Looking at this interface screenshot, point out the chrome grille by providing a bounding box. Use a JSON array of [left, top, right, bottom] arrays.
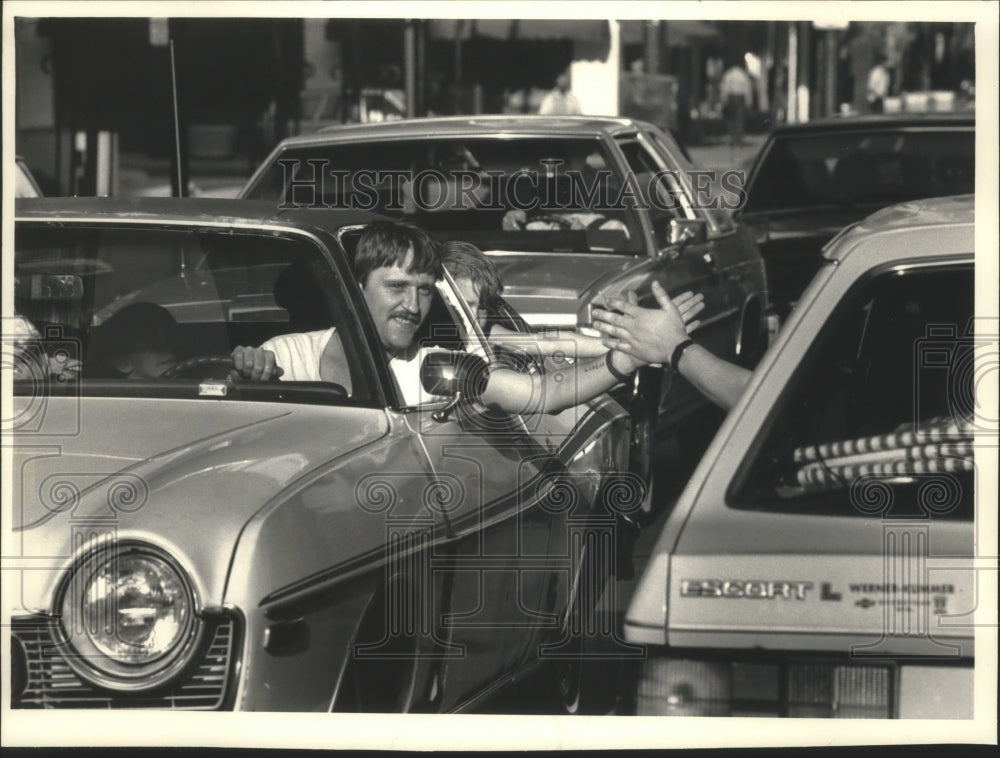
[[12, 616, 237, 709]]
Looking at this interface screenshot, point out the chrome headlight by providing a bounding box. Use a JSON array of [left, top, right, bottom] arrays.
[[57, 543, 203, 691]]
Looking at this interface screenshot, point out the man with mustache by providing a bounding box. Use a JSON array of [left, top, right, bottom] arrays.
[[232, 219, 441, 405], [233, 221, 678, 414]]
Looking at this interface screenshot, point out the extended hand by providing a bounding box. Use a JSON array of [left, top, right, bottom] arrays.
[[591, 282, 704, 365]]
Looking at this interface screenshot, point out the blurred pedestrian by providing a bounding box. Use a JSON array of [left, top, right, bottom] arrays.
[[720, 58, 753, 146], [538, 71, 582, 116], [866, 55, 891, 113]]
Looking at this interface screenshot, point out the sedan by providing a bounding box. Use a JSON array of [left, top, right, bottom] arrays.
[[738, 112, 974, 319], [240, 115, 770, 511], [8, 197, 635, 713], [625, 195, 980, 719]]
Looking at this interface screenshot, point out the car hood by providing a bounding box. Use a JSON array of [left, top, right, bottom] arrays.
[[11, 396, 388, 613], [628, 509, 974, 654], [486, 251, 636, 328]]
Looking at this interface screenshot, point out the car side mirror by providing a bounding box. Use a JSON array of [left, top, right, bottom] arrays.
[[668, 218, 708, 247], [420, 350, 489, 422]]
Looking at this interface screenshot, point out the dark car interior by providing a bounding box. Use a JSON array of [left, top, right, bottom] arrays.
[[745, 128, 975, 212], [731, 264, 975, 520], [13, 224, 373, 403], [249, 136, 642, 254]]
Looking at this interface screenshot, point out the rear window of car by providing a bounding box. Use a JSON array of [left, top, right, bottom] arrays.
[[245, 137, 644, 254], [744, 128, 975, 213], [728, 262, 975, 520]]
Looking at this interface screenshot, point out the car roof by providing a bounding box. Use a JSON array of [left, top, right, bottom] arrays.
[[823, 194, 974, 263], [768, 112, 974, 137], [14, 196, 385, 234], [277, 114, 652, 147]]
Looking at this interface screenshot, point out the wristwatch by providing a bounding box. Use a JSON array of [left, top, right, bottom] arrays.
[[670, 339, 696, 373], [605, 350, 635, 385]]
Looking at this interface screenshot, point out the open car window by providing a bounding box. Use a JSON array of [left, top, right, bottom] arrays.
[[729, 262, 975, 520], [248, 137, 644, 254], [13, 223, 375, 405], [336, 226, 494, 409]]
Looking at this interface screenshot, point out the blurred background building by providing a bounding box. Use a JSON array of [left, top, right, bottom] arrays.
[[14, 17, 976, 197]]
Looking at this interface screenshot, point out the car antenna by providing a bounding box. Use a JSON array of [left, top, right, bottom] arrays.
[[169, 38, 186, 198]]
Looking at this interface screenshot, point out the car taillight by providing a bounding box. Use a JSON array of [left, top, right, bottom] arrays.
[[636, 656, 892, 718]]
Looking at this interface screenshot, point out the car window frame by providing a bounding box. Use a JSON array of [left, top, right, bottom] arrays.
[[725, 257, 976, 517], [643, 125, 739, 237], [12, 216, 388, 409], [334, 225, 500, 412]]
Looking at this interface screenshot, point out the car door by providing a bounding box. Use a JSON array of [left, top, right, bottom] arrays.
[[377, 271, 579, 711], [609, 134, 738, 423], [644, 126, 767, 363]]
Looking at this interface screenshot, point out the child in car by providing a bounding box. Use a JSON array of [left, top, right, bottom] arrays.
[[85, 302, 182, 380]]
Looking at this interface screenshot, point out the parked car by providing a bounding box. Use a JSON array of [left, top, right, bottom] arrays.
[[624, 195, 979, 718], [9, 197, 637, 713], [16, 155, 44, 198], [738, 113, 975, 319], [240, 115, 770, 509]]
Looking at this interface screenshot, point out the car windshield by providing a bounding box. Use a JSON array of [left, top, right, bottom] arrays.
[[12, 223, 372, 405], [246, 137, 644, 254], [744, 127, 974, 213]]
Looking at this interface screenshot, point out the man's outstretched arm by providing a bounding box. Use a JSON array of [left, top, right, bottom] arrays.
[[591, 282, 751, 411]]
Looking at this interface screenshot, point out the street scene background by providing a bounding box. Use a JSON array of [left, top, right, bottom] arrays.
[[4, 1, 996, 751], [13, 14, 976, 199]]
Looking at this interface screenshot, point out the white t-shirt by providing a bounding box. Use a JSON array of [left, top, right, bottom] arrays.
[[539, 90, 582, 116], [261, 327, 442, 406], [720, 66, 754, 104], [261, 327, 334, 382]]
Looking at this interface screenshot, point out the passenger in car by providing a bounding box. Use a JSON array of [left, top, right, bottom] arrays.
[[232, 223, 657, 414], [85, 302, 182, 380], [442, 241, 607, 359], [591, 281, 751, 411], [233, 220, 443, 402], [85, 301, 282, 382]]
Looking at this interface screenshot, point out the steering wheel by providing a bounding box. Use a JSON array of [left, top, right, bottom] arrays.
[[161, 354, 237, 379], [529, 213, 575, 230]]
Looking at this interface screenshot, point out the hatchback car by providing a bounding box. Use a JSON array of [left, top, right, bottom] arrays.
[[8, 197, 637, 713], [624, 195, 982, 719], [738, 113, 975, 319], [240, 115, 770, 510]]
